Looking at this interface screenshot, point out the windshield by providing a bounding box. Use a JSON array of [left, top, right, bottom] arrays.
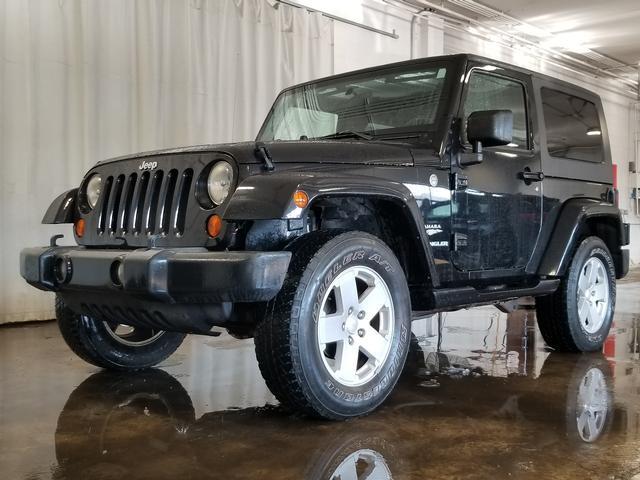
[[257, 62, 451, 142]]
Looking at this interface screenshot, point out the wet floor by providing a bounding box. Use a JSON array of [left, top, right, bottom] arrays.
[[2, 278, 640, 480]]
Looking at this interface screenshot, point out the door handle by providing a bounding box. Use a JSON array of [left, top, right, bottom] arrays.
[[518, 169, 544, 183]]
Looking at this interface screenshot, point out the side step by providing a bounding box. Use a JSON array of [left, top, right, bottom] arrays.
[[430, 279, 560, 311]]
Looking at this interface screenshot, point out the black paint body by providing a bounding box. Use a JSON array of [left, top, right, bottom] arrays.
[[24, 54, 630, 334]]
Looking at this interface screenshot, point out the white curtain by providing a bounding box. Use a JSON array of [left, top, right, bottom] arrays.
[[0, 0, 333, 323]]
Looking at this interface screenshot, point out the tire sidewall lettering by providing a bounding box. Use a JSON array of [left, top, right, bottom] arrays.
[[312, 250, 365, 324]]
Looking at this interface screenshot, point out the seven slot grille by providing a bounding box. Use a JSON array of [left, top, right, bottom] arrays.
[[96, 168, 193, 237]]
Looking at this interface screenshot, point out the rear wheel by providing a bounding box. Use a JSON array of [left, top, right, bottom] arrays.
[[56, 295, 186, 370], [536, 236, 616, 352], [254, 231, 411, 420]]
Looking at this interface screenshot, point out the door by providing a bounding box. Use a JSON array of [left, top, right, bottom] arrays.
[[451, 67, 543, 272]]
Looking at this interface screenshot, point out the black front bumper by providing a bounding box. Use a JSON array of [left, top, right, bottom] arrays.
[[20, 246, 291, 334]]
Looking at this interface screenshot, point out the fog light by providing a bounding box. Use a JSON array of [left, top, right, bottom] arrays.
[[54, 256, 72, 284], [110, 260, 124, 287]]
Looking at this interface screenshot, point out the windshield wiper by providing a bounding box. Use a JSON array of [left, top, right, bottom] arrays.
[[316, 130, 374, 141], [254, 141, 275, 171]]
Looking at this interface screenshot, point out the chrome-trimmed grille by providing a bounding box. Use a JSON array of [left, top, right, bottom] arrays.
[[96, 168, 193, 238]]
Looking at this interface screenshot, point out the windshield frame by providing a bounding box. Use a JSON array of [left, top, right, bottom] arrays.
[[256, 57, 461, 148]]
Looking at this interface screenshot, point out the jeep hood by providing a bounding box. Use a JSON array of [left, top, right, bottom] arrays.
[[96, 140, 416, 167]]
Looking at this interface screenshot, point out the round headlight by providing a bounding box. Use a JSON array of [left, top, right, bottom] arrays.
[[86, 174, 102, 209], [207, 161, 234, 205]]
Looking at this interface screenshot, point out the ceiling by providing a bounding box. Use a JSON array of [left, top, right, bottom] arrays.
[[398, 0, 639, 93], [477, 0, 640, 66]]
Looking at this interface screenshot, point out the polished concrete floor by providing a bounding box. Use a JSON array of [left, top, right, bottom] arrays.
[[2, 275, 640, 480]]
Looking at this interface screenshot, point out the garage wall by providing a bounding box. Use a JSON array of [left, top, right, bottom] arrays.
[[0, 0, 332, 324]]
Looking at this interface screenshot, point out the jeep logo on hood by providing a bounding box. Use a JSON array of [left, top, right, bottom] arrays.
[[138, 160, 158, 171]]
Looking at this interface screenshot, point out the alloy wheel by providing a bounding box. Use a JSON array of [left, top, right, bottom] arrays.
[[576, 257, 609, 334], [316, 266, 395, 387], [103, 321, 165, 347]]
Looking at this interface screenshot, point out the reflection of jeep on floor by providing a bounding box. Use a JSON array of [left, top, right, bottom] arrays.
[[21, 54, 629, 419], [53, 353, 614, 479]]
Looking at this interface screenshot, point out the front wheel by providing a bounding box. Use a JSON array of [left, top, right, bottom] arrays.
[[536, 236, 616, 352], [254, 231, 411, 420], [56, 295, 186, 370]]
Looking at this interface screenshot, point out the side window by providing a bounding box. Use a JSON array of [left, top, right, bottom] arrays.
[[463, 72, 528, 149], [541, 88, 603, 163]]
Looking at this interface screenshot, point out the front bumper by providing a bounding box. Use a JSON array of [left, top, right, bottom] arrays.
[[20, 246, 291, 335], [20, 246, 291, 303]]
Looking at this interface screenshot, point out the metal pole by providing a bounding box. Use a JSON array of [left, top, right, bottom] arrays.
[[274, 0, 399, 39]]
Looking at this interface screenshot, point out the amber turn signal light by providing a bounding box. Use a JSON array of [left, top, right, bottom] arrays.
[[293, 190, 309, 208], [207, 214, 223, 238], [74, 218, 85, 237]]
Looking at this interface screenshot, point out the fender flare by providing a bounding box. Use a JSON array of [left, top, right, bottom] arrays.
[[536, 198, 628, 278], [42, 189, 78, 224], [224, 172, 441, 286]]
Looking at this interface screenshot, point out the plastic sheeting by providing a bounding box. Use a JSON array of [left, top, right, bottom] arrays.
[[0, 0, 333, 323]]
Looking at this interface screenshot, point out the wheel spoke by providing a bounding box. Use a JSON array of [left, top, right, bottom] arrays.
[[335, 456, 359, 480], [360, 327, 389, 363], [336, 340, 360, 379], [588, 261, 598, 285], [585, 374, 598, 402], [593, 283, 608, 302], [318, 312, 345, 344], [578, 298, 590, 322], [335, 271, 360, 314], [578, 270, 590, 293], [362, 463, 384, 480], [586, 413, 598, 440], [577, 411, 588, 436], [594, 412, 605, 430], [588, 303, 601, 326], [358, 285, 388, 323], [359, 455, 379, 480]]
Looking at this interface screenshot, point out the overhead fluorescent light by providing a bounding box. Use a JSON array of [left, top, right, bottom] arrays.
[[512, 23, 550, 39], [542, 32, 591, 54]]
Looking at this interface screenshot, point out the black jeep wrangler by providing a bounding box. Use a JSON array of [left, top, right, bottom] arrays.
[[21, 54, 630, 420]]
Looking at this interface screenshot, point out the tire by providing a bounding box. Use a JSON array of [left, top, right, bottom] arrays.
[[254, 231, 412, 420], [56, 295, 186, 370], [536, 236, 616, 352]]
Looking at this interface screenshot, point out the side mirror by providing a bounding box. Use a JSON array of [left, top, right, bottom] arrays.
[[467, 109, 513, 154]]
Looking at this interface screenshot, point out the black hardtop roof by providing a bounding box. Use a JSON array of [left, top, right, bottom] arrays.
[[283, 53, 600, 101]]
